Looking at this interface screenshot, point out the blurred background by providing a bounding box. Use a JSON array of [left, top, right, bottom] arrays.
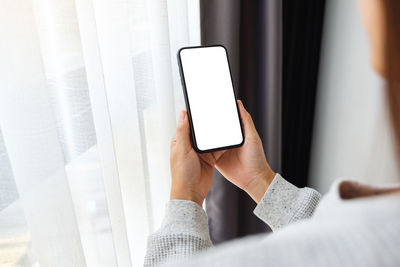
[[309, 0, 399, 191], [0, 0, 398, 267]]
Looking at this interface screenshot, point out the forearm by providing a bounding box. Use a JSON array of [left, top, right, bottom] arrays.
[[144, 200, 213, 267]]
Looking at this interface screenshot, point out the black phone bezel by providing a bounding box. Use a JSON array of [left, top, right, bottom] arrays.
[[177, 44, 245, 154]]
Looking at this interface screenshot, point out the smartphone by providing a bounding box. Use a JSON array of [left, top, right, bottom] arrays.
[[177, 45, 244, 153]]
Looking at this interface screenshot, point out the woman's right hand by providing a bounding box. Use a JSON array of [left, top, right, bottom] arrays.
[[213, 100, 275, 203]]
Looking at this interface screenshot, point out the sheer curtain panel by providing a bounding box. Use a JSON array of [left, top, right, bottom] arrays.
[[0, 0, 200, 266]]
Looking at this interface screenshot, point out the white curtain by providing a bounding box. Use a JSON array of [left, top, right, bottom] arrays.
[[0, 0, 200, 266]]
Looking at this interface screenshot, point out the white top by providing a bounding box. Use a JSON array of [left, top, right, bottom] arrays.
[[144, 174, 400, 267]]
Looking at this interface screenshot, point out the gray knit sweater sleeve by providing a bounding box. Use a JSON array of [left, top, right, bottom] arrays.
[[144, 174, 321, 266], [254, 174, 321, 231], [144, 200, 213, 267]]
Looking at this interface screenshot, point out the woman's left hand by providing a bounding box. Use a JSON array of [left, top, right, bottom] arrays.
[[170, 110, 216, 206]]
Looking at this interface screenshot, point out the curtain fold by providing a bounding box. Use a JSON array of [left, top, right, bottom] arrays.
[[281, 0, 326, 187], [0, 0, 200, 266], [201, 0, 282, 244]]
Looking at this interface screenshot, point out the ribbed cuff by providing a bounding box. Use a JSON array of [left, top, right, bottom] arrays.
[[254, 173, 305, 231], [159, 200, 211, 239]]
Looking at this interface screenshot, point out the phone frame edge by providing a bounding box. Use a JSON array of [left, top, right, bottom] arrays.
[[177, 44, 245, 154]]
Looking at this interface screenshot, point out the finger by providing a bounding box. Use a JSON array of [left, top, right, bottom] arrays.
[[212, 150, 226, 161], [171, 110, 192, 153], [237, 100, 258, 138], [199, 153, 216, 167]]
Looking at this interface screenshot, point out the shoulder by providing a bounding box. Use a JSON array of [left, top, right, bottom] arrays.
[[174, 217, 400, 267]]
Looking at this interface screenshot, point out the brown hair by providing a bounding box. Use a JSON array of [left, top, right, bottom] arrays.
[[383, 0, 400, 157]]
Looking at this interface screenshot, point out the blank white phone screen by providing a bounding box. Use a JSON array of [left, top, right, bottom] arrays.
[[179, 46, 243, 151]]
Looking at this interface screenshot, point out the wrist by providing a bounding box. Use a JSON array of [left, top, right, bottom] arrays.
[[244, 170, 275, 203], [170, 188, 204, 206]]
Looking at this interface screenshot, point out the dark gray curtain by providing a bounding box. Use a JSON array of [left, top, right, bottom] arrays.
[[281, 0, 326, 188], [201, 0, 282, 244]]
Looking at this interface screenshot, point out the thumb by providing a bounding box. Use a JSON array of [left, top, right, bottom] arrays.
[[237, 100, 258, 139], [172, 110, 192, 152]]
